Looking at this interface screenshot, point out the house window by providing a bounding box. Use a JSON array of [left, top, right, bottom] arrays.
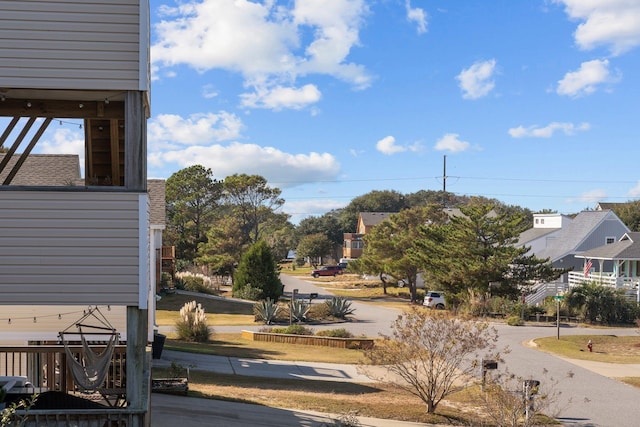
[[535, 218, 539, 224], [606, 237, 616, 244], [540, 219, 544, 224], [353, 241, 364, 249]]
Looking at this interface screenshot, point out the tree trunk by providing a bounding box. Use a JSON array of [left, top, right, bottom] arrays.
[[379, 273, 388, 294]]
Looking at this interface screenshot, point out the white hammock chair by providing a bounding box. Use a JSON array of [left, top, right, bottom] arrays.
[[58, 306, 120, 392]]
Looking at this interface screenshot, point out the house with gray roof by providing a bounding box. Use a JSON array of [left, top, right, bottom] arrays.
[[518, 210, 630, 304]]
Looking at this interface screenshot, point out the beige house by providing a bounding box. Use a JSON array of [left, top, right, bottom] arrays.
[[342, 212, 393, 259], [0, 1, 152, 424]]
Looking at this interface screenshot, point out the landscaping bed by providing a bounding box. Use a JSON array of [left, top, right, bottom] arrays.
[[241, 330, 374, 349]]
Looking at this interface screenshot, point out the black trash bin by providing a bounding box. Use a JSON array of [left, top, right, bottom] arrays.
[[152, 333, 166, 359]]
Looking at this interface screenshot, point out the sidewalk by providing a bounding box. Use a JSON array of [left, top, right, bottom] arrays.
[[153, 349, 376, 383], [151, 350, 441, 426]]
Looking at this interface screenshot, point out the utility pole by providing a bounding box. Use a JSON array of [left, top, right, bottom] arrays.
[[442, 155, 447, 207]]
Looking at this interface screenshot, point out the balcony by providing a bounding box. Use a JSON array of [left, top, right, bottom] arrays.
[[1, 344, 145, 425]]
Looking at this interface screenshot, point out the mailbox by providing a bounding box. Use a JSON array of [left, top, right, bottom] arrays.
[[309, 293, 318, 299], [482, 360, 498, 370]]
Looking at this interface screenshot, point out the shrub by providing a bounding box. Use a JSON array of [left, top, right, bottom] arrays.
[[290, 300, 310, 322], [254, 298, 280, 324], [182, 276, 208, 293], [315, 328, 353, 338], [173, 277, 186, 290], [308, 302, 330, 320], [175, 300, 211, 342], [325, 296, 355, 319], [236, 284, 262, 301], [270, 325, 314, 335], [506, 315, 524, 326]]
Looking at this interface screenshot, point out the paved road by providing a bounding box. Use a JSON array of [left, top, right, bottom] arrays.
[[492, 323, 640, 427], [157, 274, 640, 426]]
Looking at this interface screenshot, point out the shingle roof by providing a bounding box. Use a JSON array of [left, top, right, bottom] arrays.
[[0, 154, 81, 186], [535, 210, 626, 262], [576, 232, 640, 260], [359, 212, 394, 227], [148, 179, 166, 226], [517, 226, 559, 246], [1, 154, 166, 226]]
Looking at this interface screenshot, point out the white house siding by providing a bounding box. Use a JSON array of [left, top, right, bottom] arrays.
[[0, 0, 148, 91], [0, 190, 143, 305]]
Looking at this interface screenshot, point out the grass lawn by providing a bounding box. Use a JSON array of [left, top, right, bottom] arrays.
[[164, 333, 367, 364], [534, 335, 640, 364], [153, 365, 480, 425]]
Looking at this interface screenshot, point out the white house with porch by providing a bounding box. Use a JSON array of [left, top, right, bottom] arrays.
[[572, 232, 640, 301]]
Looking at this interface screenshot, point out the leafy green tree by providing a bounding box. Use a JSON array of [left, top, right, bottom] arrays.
[[233, 240, 283, 301], [165, 165, 221, 261], [296, 213, 344, 260], [610, 200, 640, 232], [261, 214, 297, 261], [296, 213, 344, 246], [223, 174, 285, 244], [359, 206, 448, 302], [296, 233, 334, 266]]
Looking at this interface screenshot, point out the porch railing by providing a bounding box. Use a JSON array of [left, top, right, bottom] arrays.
[[0, 345, 147, 426], [568, 271, 640, 289]]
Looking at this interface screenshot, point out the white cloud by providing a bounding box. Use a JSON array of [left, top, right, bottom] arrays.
[[456, 59, 497, 100], [434, 133, 470, 153], [567, 189, 608, 204], [37, 127, 85, 174], [153, 142, 341, 188], [376, 135, 422, 155], [508, 121, 591, 138], [627, 181, 640, 198], [148, 112, 244, 147], [284, 198, 348, 224], [556, 59, 620, 97], [555, 0, 640, 55], [151, 0, 372, 109], [405, 1, 428, 34], [202, 84, 219, 99], [240, 84, 321, 110]]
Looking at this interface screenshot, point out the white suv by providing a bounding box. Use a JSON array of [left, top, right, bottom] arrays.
[[423, 291, 446, 309]]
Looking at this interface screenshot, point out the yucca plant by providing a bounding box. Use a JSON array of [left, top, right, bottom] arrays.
[[290, 300, 310, 322], [254, 298, 280, 324], [325, 296, 355, 319]]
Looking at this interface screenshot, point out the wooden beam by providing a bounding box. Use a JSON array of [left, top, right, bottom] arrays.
[[0, 99, 124, 119], [124, 91, 146, 191]]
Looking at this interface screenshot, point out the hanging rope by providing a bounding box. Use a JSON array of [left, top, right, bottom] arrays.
[[58, 306, 120, 392]]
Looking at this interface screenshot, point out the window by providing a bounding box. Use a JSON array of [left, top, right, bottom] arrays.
[[606, 237, 616, 244]]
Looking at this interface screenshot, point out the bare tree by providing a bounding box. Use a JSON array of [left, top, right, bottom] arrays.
[[360, 308, 501, 414], [477, 368, 574, 427]]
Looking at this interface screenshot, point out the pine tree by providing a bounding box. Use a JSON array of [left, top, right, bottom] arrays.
[[233, 240, 283, 301]]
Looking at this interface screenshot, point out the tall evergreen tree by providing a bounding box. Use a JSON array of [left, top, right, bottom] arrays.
[[233, 240, 283, 301]]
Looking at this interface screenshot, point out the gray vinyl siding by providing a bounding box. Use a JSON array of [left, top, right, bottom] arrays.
[[577, 219, 629, 252], [0, 0, 148, 91], [0, 191, 143, 305]]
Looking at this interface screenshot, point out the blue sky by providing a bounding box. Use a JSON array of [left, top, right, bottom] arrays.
[[33, 1, 640, 223]]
